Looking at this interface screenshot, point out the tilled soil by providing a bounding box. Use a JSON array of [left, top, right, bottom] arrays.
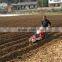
[[0, 15, 62, 27], [0, 14, 62, 62], [22, 39, 62, 62], [7, 33, 62, 62]]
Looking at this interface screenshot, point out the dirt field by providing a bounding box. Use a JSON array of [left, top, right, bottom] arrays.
[[0, 14, 62, 62], [7, 32, 62, 62], [0, 14, 62, 27]]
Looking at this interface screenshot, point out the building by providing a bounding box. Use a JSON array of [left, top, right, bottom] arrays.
[[12, 1, 38, 10], [0, 0, 37, 10], [48, 0, 62, 7], [12, 0, 37, 10], [0, 0, 38, 13]]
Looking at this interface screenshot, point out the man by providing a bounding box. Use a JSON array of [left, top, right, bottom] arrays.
[[42, 16, 51, 28], [41, 16, 51, 38]]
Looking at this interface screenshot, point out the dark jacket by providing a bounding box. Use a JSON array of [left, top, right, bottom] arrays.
[[42, 19, 51, 27]]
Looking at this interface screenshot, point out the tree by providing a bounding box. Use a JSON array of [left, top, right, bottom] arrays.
[[38, 0, 43, 7], [38, 0, 48, 7], [38, 0, 42, 7]]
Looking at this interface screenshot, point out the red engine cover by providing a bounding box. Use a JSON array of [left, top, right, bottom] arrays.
[[39, 32, 45, 38]]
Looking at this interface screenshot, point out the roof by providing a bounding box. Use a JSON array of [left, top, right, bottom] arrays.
[[12, 2, 37, 5]]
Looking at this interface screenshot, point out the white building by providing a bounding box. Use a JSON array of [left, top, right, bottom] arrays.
[[48, 0, 62, 7]]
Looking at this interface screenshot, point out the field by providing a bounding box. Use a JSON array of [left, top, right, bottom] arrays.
[[0, 14, 62, 27], [0, 14, 62, 62]]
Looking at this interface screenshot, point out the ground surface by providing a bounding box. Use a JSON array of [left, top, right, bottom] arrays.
[[0, 14, 62, 27], [0, 14, 62, 62], [8, 33, 62, 62], [22, 39, 62, 62]]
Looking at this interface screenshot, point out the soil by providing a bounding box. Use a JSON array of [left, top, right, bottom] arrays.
[[0, 14, 62, 62], [0, 15, 62, 27]]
